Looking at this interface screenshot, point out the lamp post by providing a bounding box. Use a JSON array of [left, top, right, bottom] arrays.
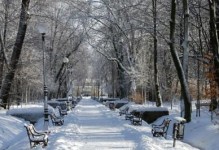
[[63, 57, 70, 110], [38, 24, 49, 130]]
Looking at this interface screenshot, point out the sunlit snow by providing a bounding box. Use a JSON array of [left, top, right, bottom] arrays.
[[0, 98, 218, 150]]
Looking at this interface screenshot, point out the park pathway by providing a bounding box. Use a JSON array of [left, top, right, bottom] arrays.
[[46, 98, 198, 150], [67, 98, 137, 149], [4, 98, 199, 150]]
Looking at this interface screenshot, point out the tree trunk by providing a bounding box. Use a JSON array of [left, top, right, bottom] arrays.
[[182, 0, 189, 81], [216, 0, 219, 40], [118, 67, 126, 98], [208, 0, 219, 110], [209, 0, 219, 86], [112, 62, 116, 97], [0, 44, 3, 90], [182, 0, 192, 122], [0, 0, 30, 109], [0, 0, 10, 90], [209, 64, 217, 111], [169, 0, 191, 122], [152, 0, 162, 107], [109, 25, 127, 99]]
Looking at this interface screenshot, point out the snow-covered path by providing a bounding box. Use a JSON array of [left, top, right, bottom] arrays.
[[4, 98, 199, 150], [46, 98, 198, 150], [69, 99, 136, 149]]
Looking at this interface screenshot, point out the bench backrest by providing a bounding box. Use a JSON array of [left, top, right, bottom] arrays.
[[57, 106, 67, 115], [50, 113, 62, 122], [163, 119, 171, 132], [24, 124, 31, 139], [24, 124, 36, 140], [50, 113, 56, 120]]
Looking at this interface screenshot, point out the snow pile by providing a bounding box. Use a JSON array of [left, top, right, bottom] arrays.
[[7, 104, 54, 123], [0, 111, 24, 149]]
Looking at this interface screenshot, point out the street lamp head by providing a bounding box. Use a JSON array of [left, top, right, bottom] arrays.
[[37, 23, 47, 41], [37, 23, 47, 34]]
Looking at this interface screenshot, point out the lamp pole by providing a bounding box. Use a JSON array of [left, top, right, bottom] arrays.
[[41, 33, 49, 130], [63, 57, 69, 110]]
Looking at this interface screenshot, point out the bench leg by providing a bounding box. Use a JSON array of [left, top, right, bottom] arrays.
[[152, 131, 162, 137], [42, 139, 48, 148], [31, 141, 38, 148], [163, 132, 167, 139], [30, 140, 48, 148], [132, 120, 142, 126], [30, 142, 33, 148]]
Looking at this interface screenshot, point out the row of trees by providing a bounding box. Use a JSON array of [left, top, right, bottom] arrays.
[[0, 0, 219, 122], [85, 0, 219, 122], [0, 0, 89, 108]]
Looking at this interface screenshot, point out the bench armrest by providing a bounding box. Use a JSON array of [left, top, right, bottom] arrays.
[[152, 124, 163, 128], [32, 131, 47, 136]]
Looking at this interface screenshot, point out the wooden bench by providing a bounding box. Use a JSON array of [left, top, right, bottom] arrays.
[[119, 108, 128, 116], [109, 102, 115, 110], [125, 112, 134, 120], [131, 111, 142, 125], [50, 113, 64, 126], [57, 106, 67, 116], [151, 118, 171, 139], [119, 110, 126, 116], [119, 106, 129, 116], [24, 124, 49, 148]]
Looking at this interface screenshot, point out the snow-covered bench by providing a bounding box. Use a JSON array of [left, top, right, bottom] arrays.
[[151, 118, 171, 139], [125, 112, 134, 120], [119, 109, 126, 116], [24, 124, 50, 148], [131, 111, 142, 126], [57, 106, 67, 116], [50, 113, 64, 126]]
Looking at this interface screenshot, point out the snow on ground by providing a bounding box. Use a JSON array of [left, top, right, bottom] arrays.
[[0, 98, 218, 150], [0, 110, 24, 149]]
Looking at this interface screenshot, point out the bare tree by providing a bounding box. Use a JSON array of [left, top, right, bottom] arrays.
[[0, 0, 30, 108], [169, 0, 191, 122], [152, 0, 162, 107], [207, 0, 219, 110], [0, 0, 12, 90]]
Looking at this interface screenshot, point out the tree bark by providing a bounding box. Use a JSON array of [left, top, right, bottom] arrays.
[[208, 0, 219, 110], [0, 0, 10, 90], [216, 0, 219, 40], [209, 0, 219, 86], [182, 0, 189, 81], [0, 38, 4, 90], [181, 0, 192, 122], [152, 0, 162, 107], [169, 0, 191, 122], [109, 24, 127, 98], [0, 0, 30, 109]]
